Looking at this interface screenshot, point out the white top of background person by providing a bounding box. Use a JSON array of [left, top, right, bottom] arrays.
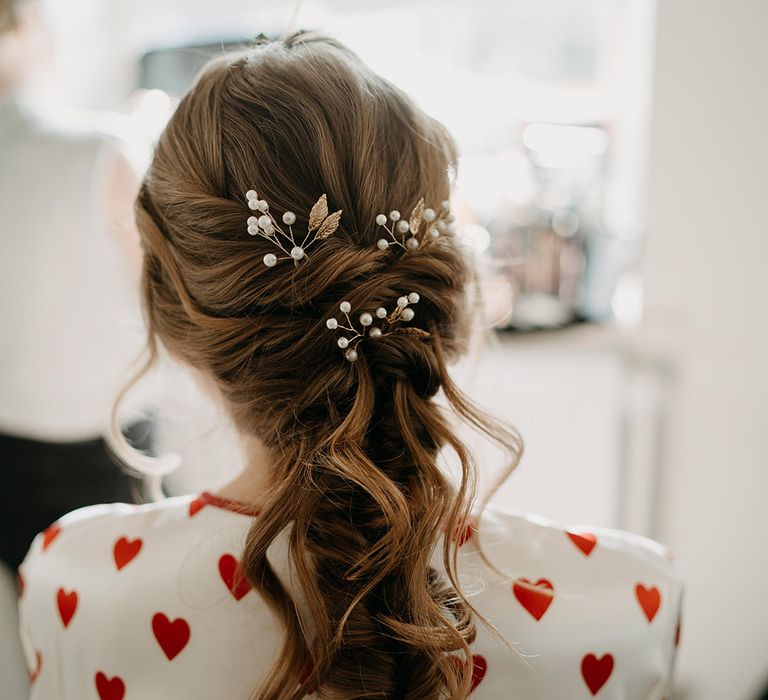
[[0, 0, 145, 442]]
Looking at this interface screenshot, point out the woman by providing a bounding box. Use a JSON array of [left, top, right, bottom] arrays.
[[18, 32, 681, 699]]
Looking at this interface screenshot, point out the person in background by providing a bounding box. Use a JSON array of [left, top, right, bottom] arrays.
[[17, 32, 681, 699], [0, 2, 147, 693]]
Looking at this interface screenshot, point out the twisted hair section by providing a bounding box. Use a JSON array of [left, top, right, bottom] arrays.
[[125, 30, 523, 699]]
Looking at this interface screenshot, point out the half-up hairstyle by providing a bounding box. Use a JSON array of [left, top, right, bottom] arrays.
[[129, 31, 522, 699]]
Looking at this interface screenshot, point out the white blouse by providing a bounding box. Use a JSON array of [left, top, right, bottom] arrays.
[[18, 493, 682, 699]]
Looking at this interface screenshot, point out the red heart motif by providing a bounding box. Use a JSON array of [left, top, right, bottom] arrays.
[[635, 584, 661, 623], [29, 649, 42, 684], [458, 524, 474, 546], [152, 612, 190, 661], [57, 587, 78, 628], [219, 554, 252, 601], [189, 497, 205, 517], [512, 578, 554, 621], [43, 524, 62, 551], [114, 537, 143, 571], [567, 531, 597, 556], [297, 658, 317, 693], [298, 658, 314, 684], [449, 515, 479, 547], [95, 672, 125, 700], [581, 653, 614, 695], [448, 654, 487, 693]]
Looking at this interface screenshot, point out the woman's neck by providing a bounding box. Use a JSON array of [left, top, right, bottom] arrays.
[[186, 368, 276, 509], [212, 433, 275, 509]]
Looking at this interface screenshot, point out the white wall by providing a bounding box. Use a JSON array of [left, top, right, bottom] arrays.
[[642, 1, 768, 698]]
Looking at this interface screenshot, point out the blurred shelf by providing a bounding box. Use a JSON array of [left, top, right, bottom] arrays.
[[492, 309, 686, 370]]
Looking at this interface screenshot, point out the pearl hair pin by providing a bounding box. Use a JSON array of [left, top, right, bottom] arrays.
[[326, 292, 429, 362], [245, 190, 342, 267], [375, 197, 456, 253]]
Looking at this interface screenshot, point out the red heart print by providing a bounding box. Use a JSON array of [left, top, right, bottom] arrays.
[[468, 655, 488, 692], [95, 672, 125, 700], [298, 658, 314, 684], [567, 531, 597, 556], [635, 584, 661, 623], [450, 515, 478, 547], [152, 612, 190, 661], [448, 654, 487, 693], [43, 524, 62, 551], [29, 649, 42, 684], [512, 578, 554, 621], [57, 587, 78, 628], [297, 658, 317, 693], [219, 554, 252, 601], [114, 537, 143, 571], [189, 496, 206, 517], [458, 524, 474, 546], [581, 653, 614, 695]]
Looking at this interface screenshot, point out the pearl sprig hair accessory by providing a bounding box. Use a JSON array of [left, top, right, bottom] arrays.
[[375, 198, 456, 253], [245, 189, 342, 267], [243, 190, 449, 361], [326, 292, 429, 362]]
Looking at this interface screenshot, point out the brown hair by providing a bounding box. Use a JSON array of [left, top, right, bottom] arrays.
[[130, 31, 522, 699]]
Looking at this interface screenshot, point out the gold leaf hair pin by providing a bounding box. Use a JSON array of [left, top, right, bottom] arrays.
[[245, 190, 342, 267], [374, 198, 456, 252], [325, 292, 428, 362]]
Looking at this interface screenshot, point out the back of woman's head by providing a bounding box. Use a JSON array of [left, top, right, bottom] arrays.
[[135, 31, 520, 699]]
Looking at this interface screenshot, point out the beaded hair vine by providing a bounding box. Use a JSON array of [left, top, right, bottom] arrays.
[[374, 197, 456, 252], [244, 189, 452, 362], [325, 293, 429, 363], [245, 189, 341, 267]]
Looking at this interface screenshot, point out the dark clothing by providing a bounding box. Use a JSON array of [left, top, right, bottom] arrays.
[[0, 425, 149, 570]]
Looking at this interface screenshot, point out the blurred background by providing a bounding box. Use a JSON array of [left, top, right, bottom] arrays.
[[1, 0, 766, 698]]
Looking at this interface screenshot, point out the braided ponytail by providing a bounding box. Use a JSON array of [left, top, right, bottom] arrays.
[[127, 31, 523, 699]]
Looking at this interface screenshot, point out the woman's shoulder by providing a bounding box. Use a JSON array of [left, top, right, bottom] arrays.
[[20, 492, 255, 574], [453, 507, 682, 698], [29, 494, 190, 538], [466, 505, 682, 604], [16, 494, 271, 698], [474, 506, 676, 573]]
